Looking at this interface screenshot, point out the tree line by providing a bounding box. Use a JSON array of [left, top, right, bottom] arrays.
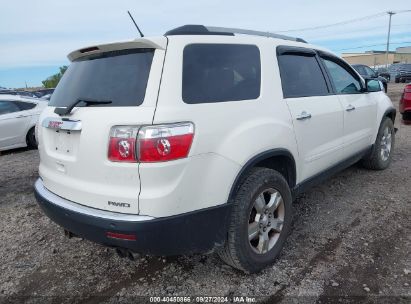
[[42, 66, 68, 88]]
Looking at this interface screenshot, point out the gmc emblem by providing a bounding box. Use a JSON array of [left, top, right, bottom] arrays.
[[108, 201, 131, 208], [48, 121, 63, 129]]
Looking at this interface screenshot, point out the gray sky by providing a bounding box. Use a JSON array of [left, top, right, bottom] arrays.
[[0, 0, 410, 87]]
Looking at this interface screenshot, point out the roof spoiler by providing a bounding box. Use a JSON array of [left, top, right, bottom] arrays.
[[67, 37, 167, 62]]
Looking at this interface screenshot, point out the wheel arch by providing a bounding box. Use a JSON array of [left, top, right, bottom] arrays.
[[383, 107, 396, 123], [25, 125, 36, 146], [228, 149, 297, 201]]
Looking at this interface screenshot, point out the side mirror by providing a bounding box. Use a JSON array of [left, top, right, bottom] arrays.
[[366, 79, 382, 92]]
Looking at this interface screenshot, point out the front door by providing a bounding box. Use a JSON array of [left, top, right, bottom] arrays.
[[277, 48, 345, 182], [321, 57, 377, 157]]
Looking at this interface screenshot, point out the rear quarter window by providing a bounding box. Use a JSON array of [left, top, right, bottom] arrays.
[[182, 44, 261, 104]]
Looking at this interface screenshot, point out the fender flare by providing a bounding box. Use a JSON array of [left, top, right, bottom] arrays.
[[228, 148, 296, 201], [367, 106, 397, 158], [381, 107, 396, 124]]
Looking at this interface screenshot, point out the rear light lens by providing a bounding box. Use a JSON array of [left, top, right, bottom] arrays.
[[137, 122, 194, 162], [108, 123, 194, 163], [108, 126, 139, 162]]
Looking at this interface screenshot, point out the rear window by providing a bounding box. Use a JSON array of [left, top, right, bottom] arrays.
[[50, 49, 154, 108], [278, 54, 329, 98], [182, 44, 261, 104]]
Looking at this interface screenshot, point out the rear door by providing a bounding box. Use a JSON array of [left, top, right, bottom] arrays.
[[0, 100, 31, 148], [38, 41, 167, 214], [320, 55, 377, 157], [277, 47, 344, 181]]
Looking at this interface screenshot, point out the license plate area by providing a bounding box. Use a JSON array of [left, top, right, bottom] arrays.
[[53, 130, 74, 155]]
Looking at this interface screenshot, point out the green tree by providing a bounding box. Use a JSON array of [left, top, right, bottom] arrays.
[[42, 65, 68, 88]]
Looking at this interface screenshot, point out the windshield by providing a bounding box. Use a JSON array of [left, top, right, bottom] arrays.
[[50, 48, 154, 108]]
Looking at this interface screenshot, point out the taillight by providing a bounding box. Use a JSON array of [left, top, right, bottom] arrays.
[[108, 123, 194, 163], [108, 126, 139, 162], [137, 122, 194, 162]]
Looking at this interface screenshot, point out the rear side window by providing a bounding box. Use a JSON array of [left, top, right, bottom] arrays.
[[0, 100, 20, 115], [182, 44, 261, 104], [15, 101, 36, 111], [50, 49, 154, 108], [277, 53, 329, 98]]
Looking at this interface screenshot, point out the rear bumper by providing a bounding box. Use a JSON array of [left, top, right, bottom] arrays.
[[34, 178, 231, 255]]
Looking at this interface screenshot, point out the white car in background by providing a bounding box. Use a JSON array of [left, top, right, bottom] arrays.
[[0, 95, 47, 151]]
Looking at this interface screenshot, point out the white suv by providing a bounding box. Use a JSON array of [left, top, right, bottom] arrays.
[[34, 25, 396, 273]]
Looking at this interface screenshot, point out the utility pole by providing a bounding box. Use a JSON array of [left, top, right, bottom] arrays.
[[385, 11, 395, 68]]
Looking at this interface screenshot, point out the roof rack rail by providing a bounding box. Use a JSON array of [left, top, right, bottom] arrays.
[[165, 25, 307, 43]]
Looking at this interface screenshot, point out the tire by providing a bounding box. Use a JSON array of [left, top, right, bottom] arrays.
[[362, 117, 395, 170], [218, 167, 293, 273], [395, 79, 399, 83], [26, 127, 37, 149], [383, 83, 388, 93], [403, 112, 411, 122]]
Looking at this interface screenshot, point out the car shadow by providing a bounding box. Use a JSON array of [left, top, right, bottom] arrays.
[[0, 147, 36, 156]]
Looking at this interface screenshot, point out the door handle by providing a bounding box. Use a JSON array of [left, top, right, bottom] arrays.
[[346, 104, 356, 112], [296, 111, 312, 121]]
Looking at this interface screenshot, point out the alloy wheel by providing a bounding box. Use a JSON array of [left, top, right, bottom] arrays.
[[248, 188, 285, 254]]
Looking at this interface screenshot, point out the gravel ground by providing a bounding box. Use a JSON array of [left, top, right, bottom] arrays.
[[0, 84, 410, 303]]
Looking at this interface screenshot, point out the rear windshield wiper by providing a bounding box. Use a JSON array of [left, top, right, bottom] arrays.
[[54, 98, 112, 116]]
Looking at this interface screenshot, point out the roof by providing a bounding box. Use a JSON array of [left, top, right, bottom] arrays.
[[164, 25, 307, 43], [67, 25, 321, 62]]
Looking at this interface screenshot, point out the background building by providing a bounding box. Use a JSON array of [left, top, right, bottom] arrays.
[[342, 46, 411, 67]]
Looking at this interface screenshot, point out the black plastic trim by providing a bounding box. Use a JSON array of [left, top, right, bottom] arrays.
[[228, 149, 296, 201], [165, 25, 234, 36], [35, 187, 232, 255], [382, 107, 397, 122], [277, 46, 316, 56]]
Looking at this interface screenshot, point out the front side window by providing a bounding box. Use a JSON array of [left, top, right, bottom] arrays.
[[363, 66, 376, 77], [0, 100, 20, 115], [182, 44, 261, 104], [353, 65, 366, 76], [323, 59, 362, 94], [277, 53, 329, 98]]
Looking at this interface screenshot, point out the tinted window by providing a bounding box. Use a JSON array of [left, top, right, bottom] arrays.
[[15, 101, 36, 110], [353, 65, 366, 76], [323, 59, 362, 94], [277, 54, 329, 98], [364, 66, 376, 77], [50, 49, 154, 108], [0, 101, 20, 115], [183, 44, 261, 103]]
